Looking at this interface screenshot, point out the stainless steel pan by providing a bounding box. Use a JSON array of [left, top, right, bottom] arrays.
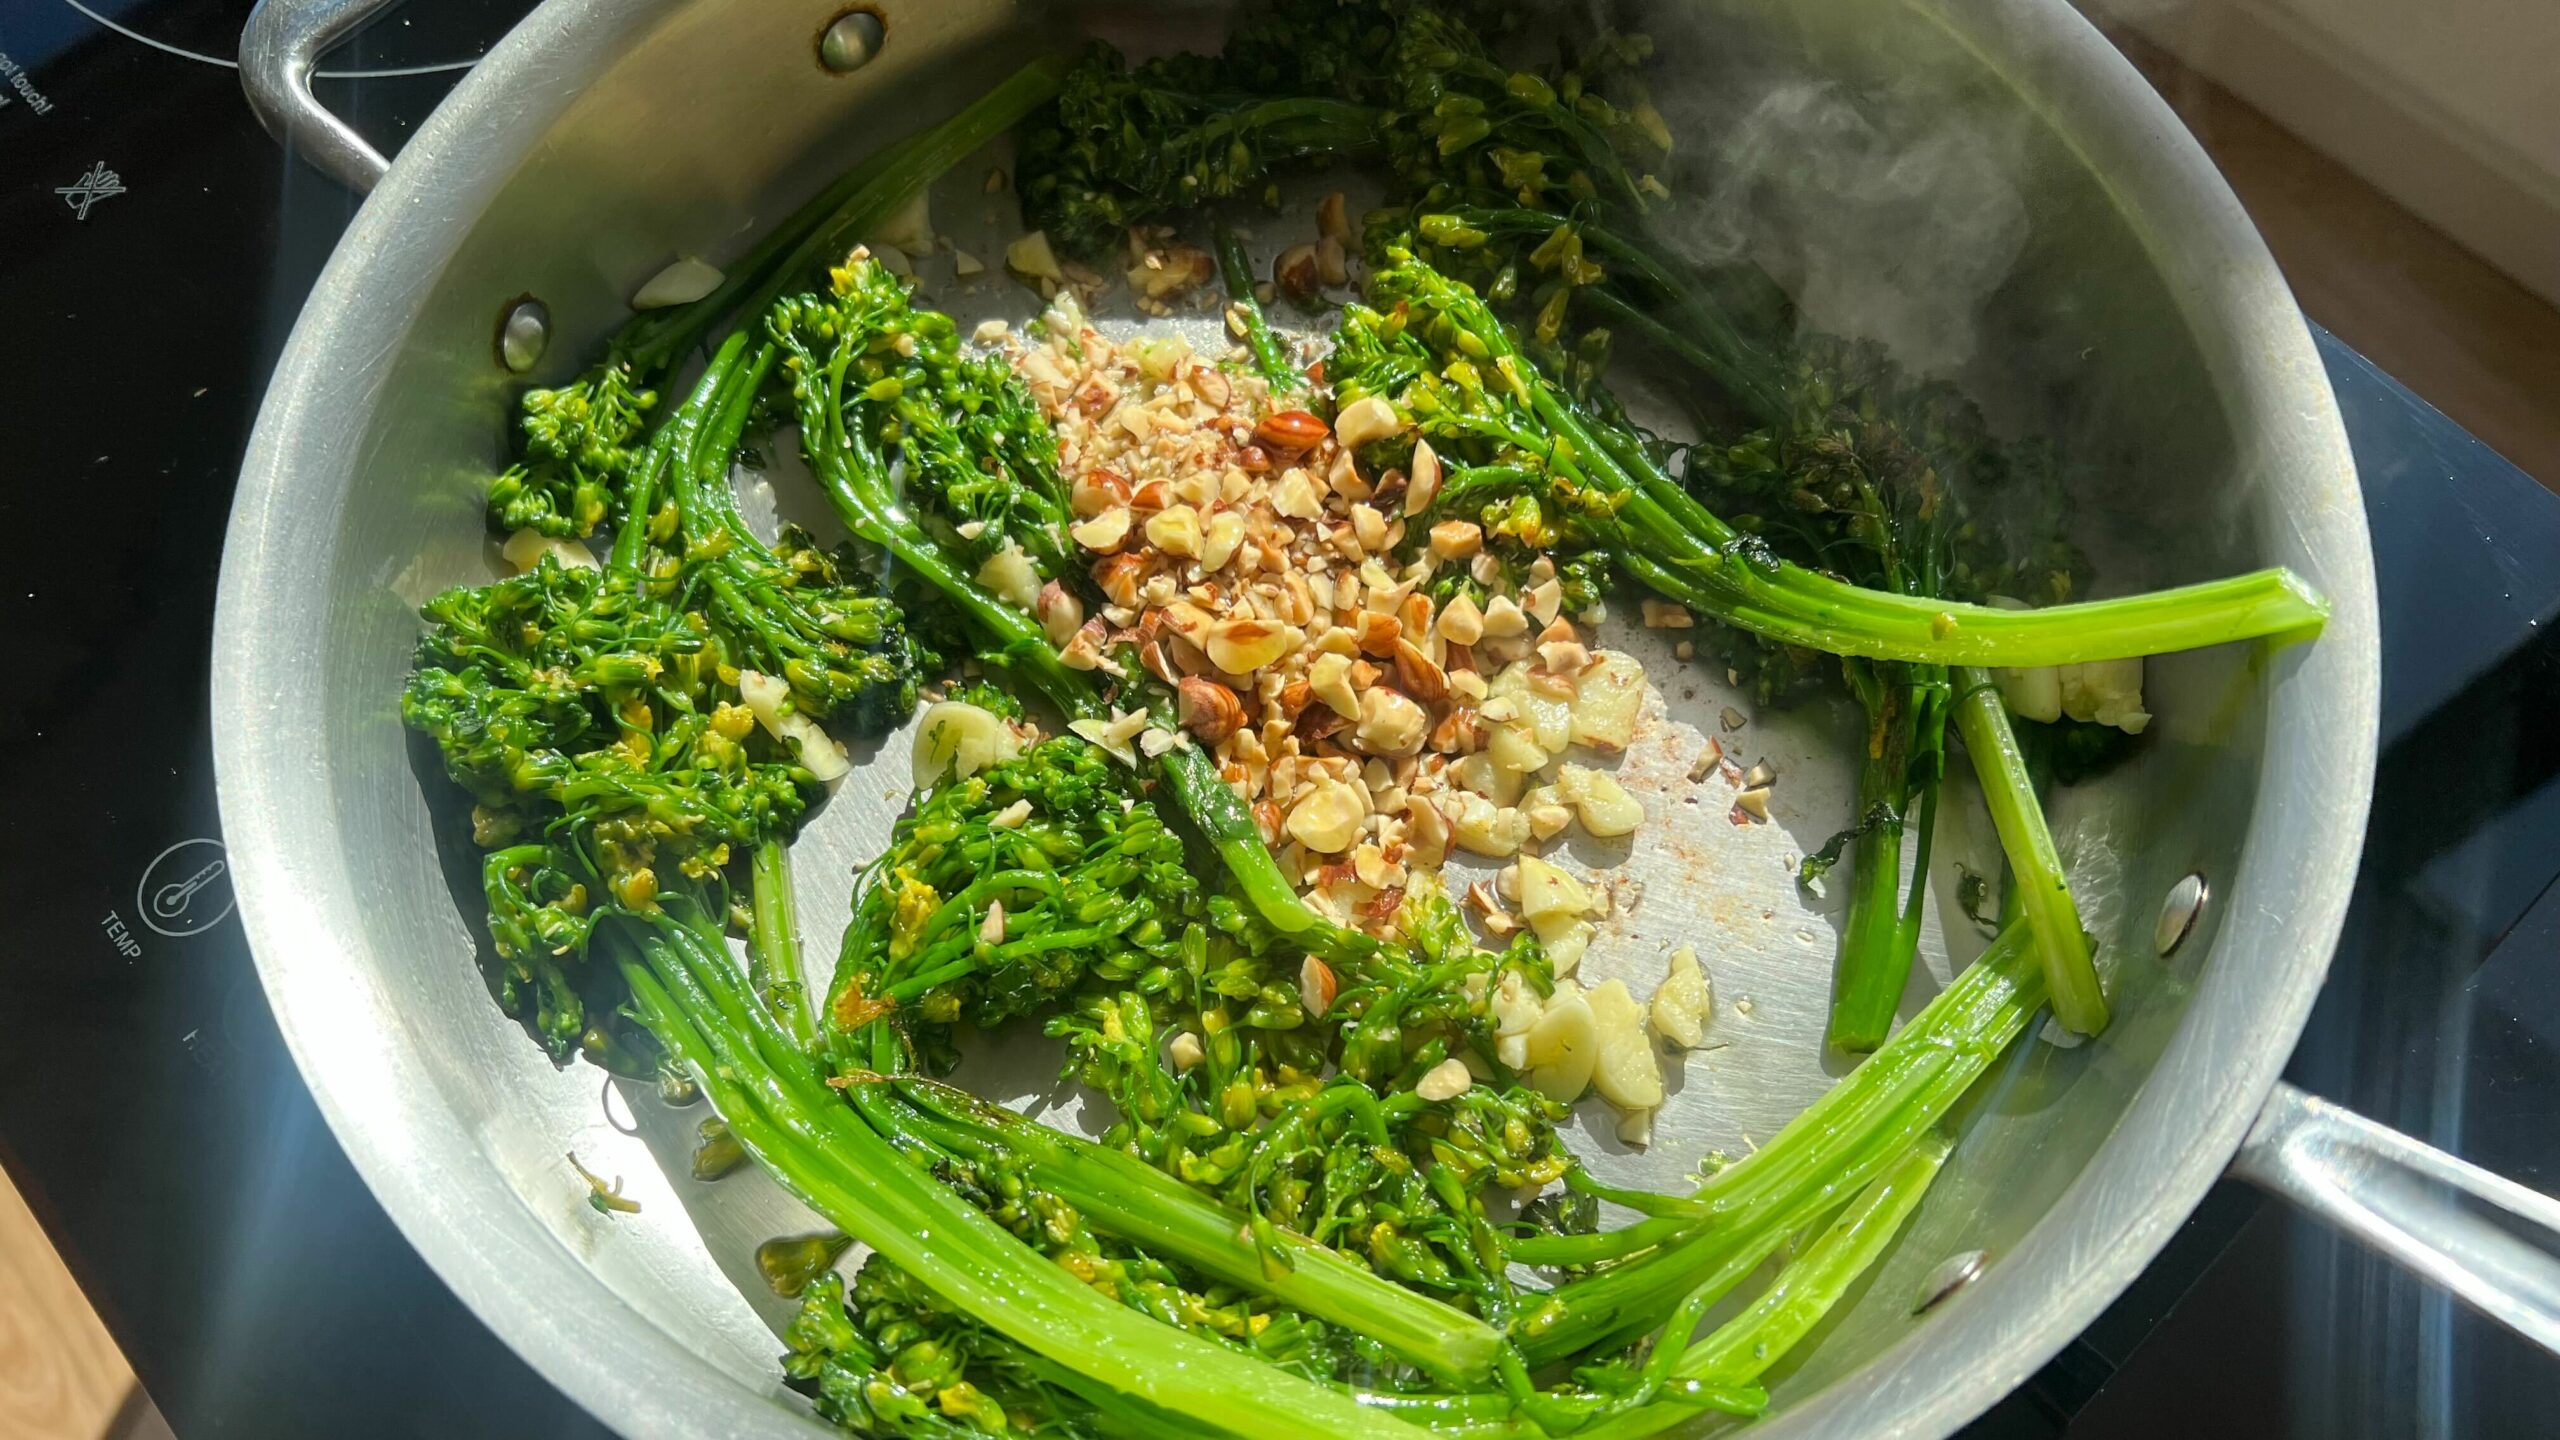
[[214, 0, 2560, 1434]]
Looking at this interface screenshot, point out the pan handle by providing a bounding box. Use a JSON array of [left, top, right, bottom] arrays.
[[239, 0, 407, 194], [2232, 1079, 2560, 1354]]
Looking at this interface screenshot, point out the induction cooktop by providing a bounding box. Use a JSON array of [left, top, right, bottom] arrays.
[[2, 5, 2555, 1438]]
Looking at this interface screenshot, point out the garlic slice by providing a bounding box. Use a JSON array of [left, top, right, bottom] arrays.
[[632, 256, 724, 310], [738, 669, 849, 782], [911, 701, 1019, 786], [1524, 984, 1598, 1103]]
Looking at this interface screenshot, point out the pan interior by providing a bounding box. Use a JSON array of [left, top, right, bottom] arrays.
[[219, 0, 2371, 1434]]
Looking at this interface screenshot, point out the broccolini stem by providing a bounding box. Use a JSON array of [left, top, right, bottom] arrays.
[[606, 386, 708, 574], [1515, 1199, 1800, 1367], [884, 1076, 1509, 1385], [1156, 742, 1384, 971], [1504, 1214, 1693, 1268], [1347, 1380, 1766, 1431], [748, 839, 813, 1048], [1616, 502, 2328, 666], [1688, 1134, 1954, 1384], [1899, 782, 1941, 963], [1511, 922, 2041, 1364], [1828, 792, 1919, 1052], [618, 918, 1431, 1438], [1216, 228, 1305, 398], [1557, 1136, 1956, 1440], [1373, 1137, 1957, 1437], [1826, 675, 1943, 1053], [1576, 282, 1787, 431], [1560, 1167, 1714, 1219], [1608, 420, 2325, 667], [1200, 95, 1386, 175], [1952, 668, 2107, 1035], [1374, 255, 2330, 667]]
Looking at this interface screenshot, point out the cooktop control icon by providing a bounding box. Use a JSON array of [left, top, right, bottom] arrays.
[[138, 838, 234, 937]]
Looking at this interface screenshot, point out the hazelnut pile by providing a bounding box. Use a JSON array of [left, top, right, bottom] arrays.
[[1001, 299, 1656, 939]]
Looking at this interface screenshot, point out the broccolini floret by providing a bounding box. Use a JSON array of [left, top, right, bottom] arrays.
[[402, 337, 926, 1057], [832, 736, 1198, 1044], [485, 57, 1071, 540]]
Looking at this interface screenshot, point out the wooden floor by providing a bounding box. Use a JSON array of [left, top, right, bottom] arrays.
[[4, 32, 2558, 1440], [2103, 26, 2560, 493], [0, 1175, 145, 1440]]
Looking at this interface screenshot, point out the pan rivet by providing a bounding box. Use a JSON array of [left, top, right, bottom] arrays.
[[498, 298, 550, 374], [1913, 1249, 1987, 1314], [2155, 871, 2210, 957], [819, 10, 886, 74]]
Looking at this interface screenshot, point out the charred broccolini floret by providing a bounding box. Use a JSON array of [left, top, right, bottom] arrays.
[[1020, 1, 1657, 259], [1020, 43, 1386, 255], [1019, 0, 1685, 380]]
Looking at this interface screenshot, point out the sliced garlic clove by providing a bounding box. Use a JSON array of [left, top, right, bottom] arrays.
[[1589, 979, 1664, 1111], [1524, 985, 1598, 1103], [1651, 945, 1711, 1049], [632, 256, 725, 310], [739, 669, 850, 782], [1515, 854, 1592, 929], [911, 700, 1018, 786], [500, 528, 599, 573], [1568, 650, 1647, 753]]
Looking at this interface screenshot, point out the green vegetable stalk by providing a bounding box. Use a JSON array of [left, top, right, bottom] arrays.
[[616, 908, 1430, 1439], [1501, 921, 2042, 1366], [816, 736, 1509, 1383], [1216, 227, 1307, 397], [1554, 1136, 1955, 1440], [1954, 668, 2104, 1034], [1335, 249, 2329, 669]]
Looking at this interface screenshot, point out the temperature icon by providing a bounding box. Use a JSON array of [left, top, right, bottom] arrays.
[[136, 837, 234, 937]]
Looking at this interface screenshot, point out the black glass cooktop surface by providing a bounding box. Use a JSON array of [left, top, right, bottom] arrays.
[[2, 5, 2554, 1437]]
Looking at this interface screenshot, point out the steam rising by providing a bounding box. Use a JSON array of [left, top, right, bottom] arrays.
[[1643, 4, 2036, 379]]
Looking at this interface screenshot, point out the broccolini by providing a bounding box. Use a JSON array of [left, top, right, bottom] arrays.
[[385, 11, 2342, 1436]]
